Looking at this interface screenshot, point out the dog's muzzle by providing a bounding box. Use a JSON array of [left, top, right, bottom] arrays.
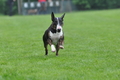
[[57, 29, 61, 32], [57, 25, 62, 32]]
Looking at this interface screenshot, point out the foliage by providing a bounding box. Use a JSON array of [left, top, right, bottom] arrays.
[[0, 0, 6, 14], [0, 9, 120, 80], [0, 0, 17, 15], [73, 0, 120, 10]]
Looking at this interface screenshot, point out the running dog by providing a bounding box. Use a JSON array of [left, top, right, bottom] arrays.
[[43, 12, 65, 56]]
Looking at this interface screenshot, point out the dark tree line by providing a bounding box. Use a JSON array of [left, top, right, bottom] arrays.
[[73, 0, 120, 10], [0, 0, 17, 15]]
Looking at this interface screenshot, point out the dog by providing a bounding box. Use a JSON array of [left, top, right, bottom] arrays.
[[43, 12, 65, 56], [27, 9, 38, 15]]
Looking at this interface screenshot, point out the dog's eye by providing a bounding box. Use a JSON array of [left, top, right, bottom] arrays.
[[54, 21, 57, 24], [59, 21, 63, 25], [55, 21, 57, 23], [53, 25, 56, 27], [53, 22, 57, 25], [53, 24, 56, 29]]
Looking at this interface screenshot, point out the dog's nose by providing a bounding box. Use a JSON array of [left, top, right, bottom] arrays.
[[57, 29, 61, 32]]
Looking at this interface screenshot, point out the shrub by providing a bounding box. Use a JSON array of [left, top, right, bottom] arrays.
[[0, 0, 17, 15], [73, 0, 120, 10]]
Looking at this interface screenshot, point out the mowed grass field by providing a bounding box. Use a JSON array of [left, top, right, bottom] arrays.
[[0, 9, 120, 80]]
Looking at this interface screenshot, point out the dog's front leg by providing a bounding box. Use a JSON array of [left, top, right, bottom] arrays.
[[59, 36, 64, 49], [47, 39, 56, 52], [56, 38, 64, 56]]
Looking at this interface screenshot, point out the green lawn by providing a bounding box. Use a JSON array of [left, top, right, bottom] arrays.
[[0, 9, 120, 80]]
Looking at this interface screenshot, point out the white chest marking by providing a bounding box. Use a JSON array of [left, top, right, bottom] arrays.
[[49, 31, 63, 45]]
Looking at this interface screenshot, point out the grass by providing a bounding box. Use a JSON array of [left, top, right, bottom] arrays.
[[0, 9, 120, 80]]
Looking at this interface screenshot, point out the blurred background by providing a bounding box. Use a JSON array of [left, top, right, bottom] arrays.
[[0, 0, 120, 15]]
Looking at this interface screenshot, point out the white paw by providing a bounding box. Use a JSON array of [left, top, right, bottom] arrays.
[[51, 45, 56, 52], [59, 45, 64, 49]]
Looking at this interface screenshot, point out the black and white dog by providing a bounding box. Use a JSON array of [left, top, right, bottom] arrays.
[[43, 12, 65, 56]]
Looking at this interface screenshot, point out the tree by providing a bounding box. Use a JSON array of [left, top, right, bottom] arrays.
[[73, 0, 120, 10]]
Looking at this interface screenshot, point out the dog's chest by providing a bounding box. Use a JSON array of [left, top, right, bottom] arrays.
[[49, 31, 63, 45]]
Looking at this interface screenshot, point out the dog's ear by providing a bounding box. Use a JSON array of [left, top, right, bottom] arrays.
[[51, 12, 55, 22], [61, 13, 65, 21]]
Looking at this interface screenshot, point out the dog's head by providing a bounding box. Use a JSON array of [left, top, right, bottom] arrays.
[[51, 12, 65, 32]]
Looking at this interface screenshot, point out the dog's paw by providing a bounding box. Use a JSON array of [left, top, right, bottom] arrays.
[[51, 45, 56, 52], [59, 45, 64, 49]]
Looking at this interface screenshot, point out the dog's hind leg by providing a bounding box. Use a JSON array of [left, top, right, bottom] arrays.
[[45, 45, 48, 55], [44, 42, 48, 55], [56, 44, 59, 56]]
